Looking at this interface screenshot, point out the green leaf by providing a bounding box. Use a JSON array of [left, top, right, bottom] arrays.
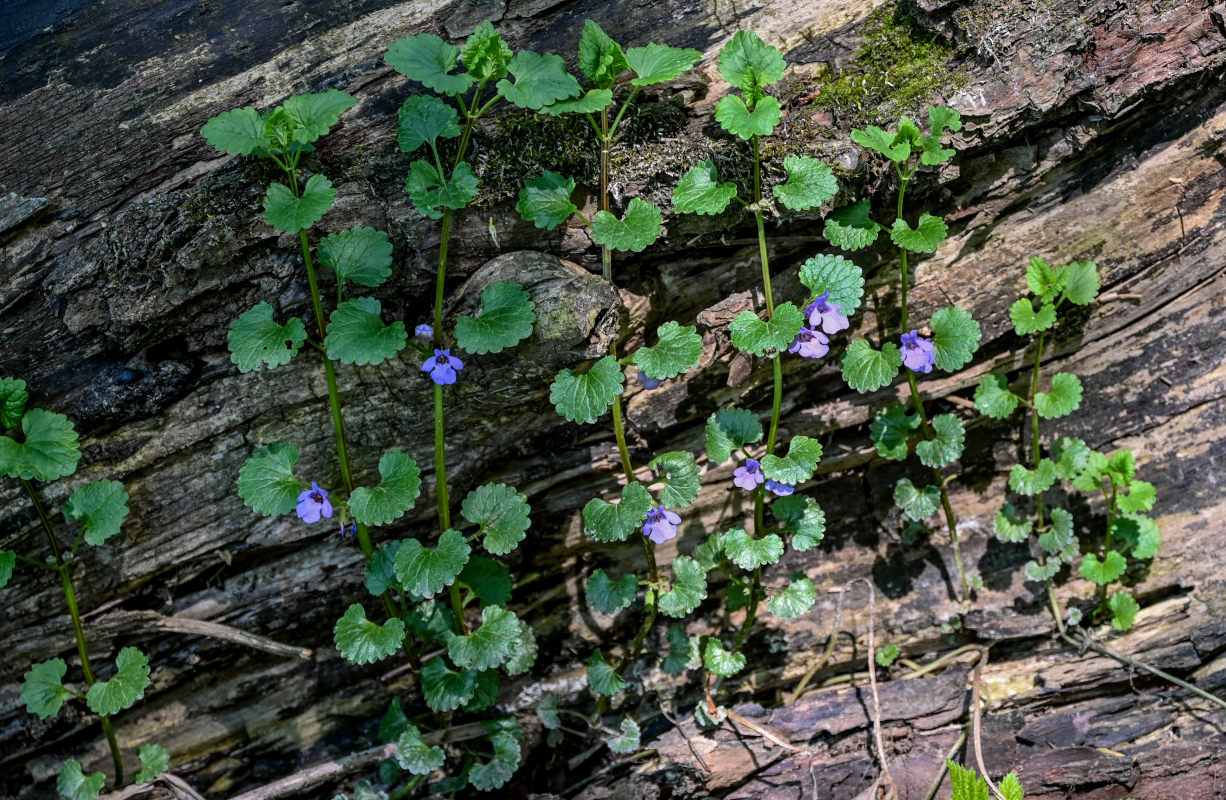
[[421, 657, 477, 713], [263, 174, 336, 233], [634, 321, 703, 380], [974, 374, 1020, 419], [714, 94, 782, 139], [948, 761, 990, 800], [283, 90, 357, 143], [577, 20, 628, 87], [587, 569, 638, 614], [64, 479, 129, 547], [870, 406, 919, 461], [468, 721, 522, 791], [460, 21, 512, 82], [497, 50, 581, 110], [772, 495, 826, 550], [317, 227, 394, 289], [705, 407, 763, 464], [456, 281, 536, 355], [662, 625, 700, 674], [587, 649, 626, 696], [773, 156, 838, 211], [718, 30, 786, 90], [1009, 297, 1056, 335], [449, 606, 519, 671], [583, 481, 652, 543], [1026, 256, 1065, 302], [672, 160, 737, 215], [0, 549, 14, 589], [21, 658, 71, 718], [851, 126, 910, 162], [236, 442, 299, 517], [890, 213, 947, 253], [724, 528, 784, 570], [539, 89, 614, 116], [760, 435, 822, 485], [1108, 591, 1140, 632], [730, 301, 804, 356], [379, 698, 409, 743], [1035, 372, 1083, 419], [627, 43, 701, 85], [917, 134, 956, 166], [516, 171, 577, 230], [1118, 480, 1156, 513], [999, 772, 1024, 800], [650, 451, 700, 508], [405, 159, 478, 219], [1039, 507, 1074, 554], [658, 556, 707, 618], [394, 529, 471, 598], [916, 413, 965, 468], [798, 254, 865, 314], [769, 572, 816, 619], [1009, 459, 1056, 496], [334, 604, 406, 665], [396, 723, 445, 775], [703, 638, 746, 676], [503, 618, 538, 676], [823, 201, 883, 251], [86, 646, 150, 716], [461, 483, 531, 555], [201, 107, 269, 156], [58, 761, 105, 800], [0, 408, 81, 481], [1106, 450, 1136, 488], [1061, 260, 1100, 305], [929, 105, 962, 134], [1, 377, 29, 429], [458, 556, 512, 607], [1054, 437, 1092, 480], [841, 339, 902, 392], [135, 743, 169, 783], [894, 478, 940, 521], [591, 197, 663, 252], [386, 33, 473, 95], [994, 504, 1032, 543], [1080, 551, 1127, 585], [365, 542, 401, 597], [930, 306, 982, 372], [228, 302, 307, 373], [324, 297, 407, 367], [608, 716, 641, 753], [1024, 559, 1060, 582], [550, 355, 625, 424], [537, 693, 561, 729], [1071, 450, 1109, 492], [1127, 513, 1161, 559]]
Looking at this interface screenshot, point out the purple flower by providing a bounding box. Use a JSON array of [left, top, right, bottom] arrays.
[[338, 521, 357, 539], [414, 323, 433, 338], [733, 459, 765, 491], [422, 348, 463, 385], [765, 479, 795, 496], [788, 327, 830, 359], [900, 329, 936, 374], [637, 370, 663, 391], [642, 506, 681, 544], [805, 291, 850, 334], [296, 482, 333, 524]]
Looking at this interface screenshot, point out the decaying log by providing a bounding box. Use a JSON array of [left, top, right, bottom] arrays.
[[3, 0, 1226, 797]]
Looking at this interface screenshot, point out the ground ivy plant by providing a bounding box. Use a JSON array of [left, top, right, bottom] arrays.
[[975, 257, 1158, 632], [669, 29, 860, 716], [512, 19, 704, 744], [826, 105, 982, 601], [0, 378, 169, 797]]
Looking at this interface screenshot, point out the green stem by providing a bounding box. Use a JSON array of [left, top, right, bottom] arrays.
[[1029, 331, 1048, 525], [23, 480, 124, 787], [600, 108, 612, 282], [1099, 485, 1117, 610], [732, 567, 761, 652]]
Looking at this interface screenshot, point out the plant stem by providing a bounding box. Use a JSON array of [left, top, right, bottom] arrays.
[[895, 171, 966, 601], [600, 107, 612, 282], [23, 480, 124, 787], [1027, 331, 1066, 631]]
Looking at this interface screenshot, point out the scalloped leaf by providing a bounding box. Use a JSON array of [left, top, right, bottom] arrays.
[[317, 227, 394, 289], [456, 281, 536, 355], [1035, 372, 1083, 419], [841, 339, 901, 393], [497, 50, 581, 110], [916, 413, 965, 468], [449, 605, 520, 671], [723, 528, 784, 570], [396, 95, 461, 154], [386, 33, 473, 95], [334, 604, 406, 665], [769, 572, 816, 619], [974, 374, 1020, 419], [405, 159, 479, 219], [64, 479, 129, 547], [1, 377, 29, 429], [516, 170, 577, 230], [550, 355, 625, 424], [0, 408, 81, 481], [587, 649, 625, 696], [870, 406, 919, 461], [583, 481, 653, 543], [705, 407, 763, 464], [714, 94, 781, 139], [228, 302, 307, 373], [774, 156, 837, 211], [672, 160, 737, 215], [591, 197, 663, 252], [201, 107, 269, 156], [325, 297, 407, 367], [263, 174, 336, 233], [823, 201, 883, 251], [930, 306, 981, 371], [349, 451, 421, 527], [634, 321, 703, 380], [86, 646, 150, 716], [394, 529, 471, 598], [236, 442, 299, 517], [760, 436, 822, 485], [461, 483, 531, 555], [21, 658, 71, 719], [798, 254, 865, 314], [658, 556, 707, 618], [730, 302, 804, 357], [627, 42, 701, 85]]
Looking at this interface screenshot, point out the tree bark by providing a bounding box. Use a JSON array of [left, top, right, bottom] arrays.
[[2, 0, 1225, 798]]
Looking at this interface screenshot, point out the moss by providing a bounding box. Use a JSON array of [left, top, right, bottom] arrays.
[[468, 110, 597, 206], [812, 2, 968, 125]]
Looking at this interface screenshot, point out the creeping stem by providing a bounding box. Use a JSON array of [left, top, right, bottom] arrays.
[[895, 169, 967, 601], [23, 480, 124, 787], [1027, 331, 1066, 633]]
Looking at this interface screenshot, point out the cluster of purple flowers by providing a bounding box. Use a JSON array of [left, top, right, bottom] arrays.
[[732, 458, 794, 495], [789, 292, 850, 360], [900, 329, 935, 373]]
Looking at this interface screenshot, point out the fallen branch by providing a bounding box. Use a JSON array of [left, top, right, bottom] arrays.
[[97, 610, 313, 660], [852, 577, 897, 800], [969, 647, 1008, 800], [788, 586, 846, 704], [1063, 630, 1226, 711]]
